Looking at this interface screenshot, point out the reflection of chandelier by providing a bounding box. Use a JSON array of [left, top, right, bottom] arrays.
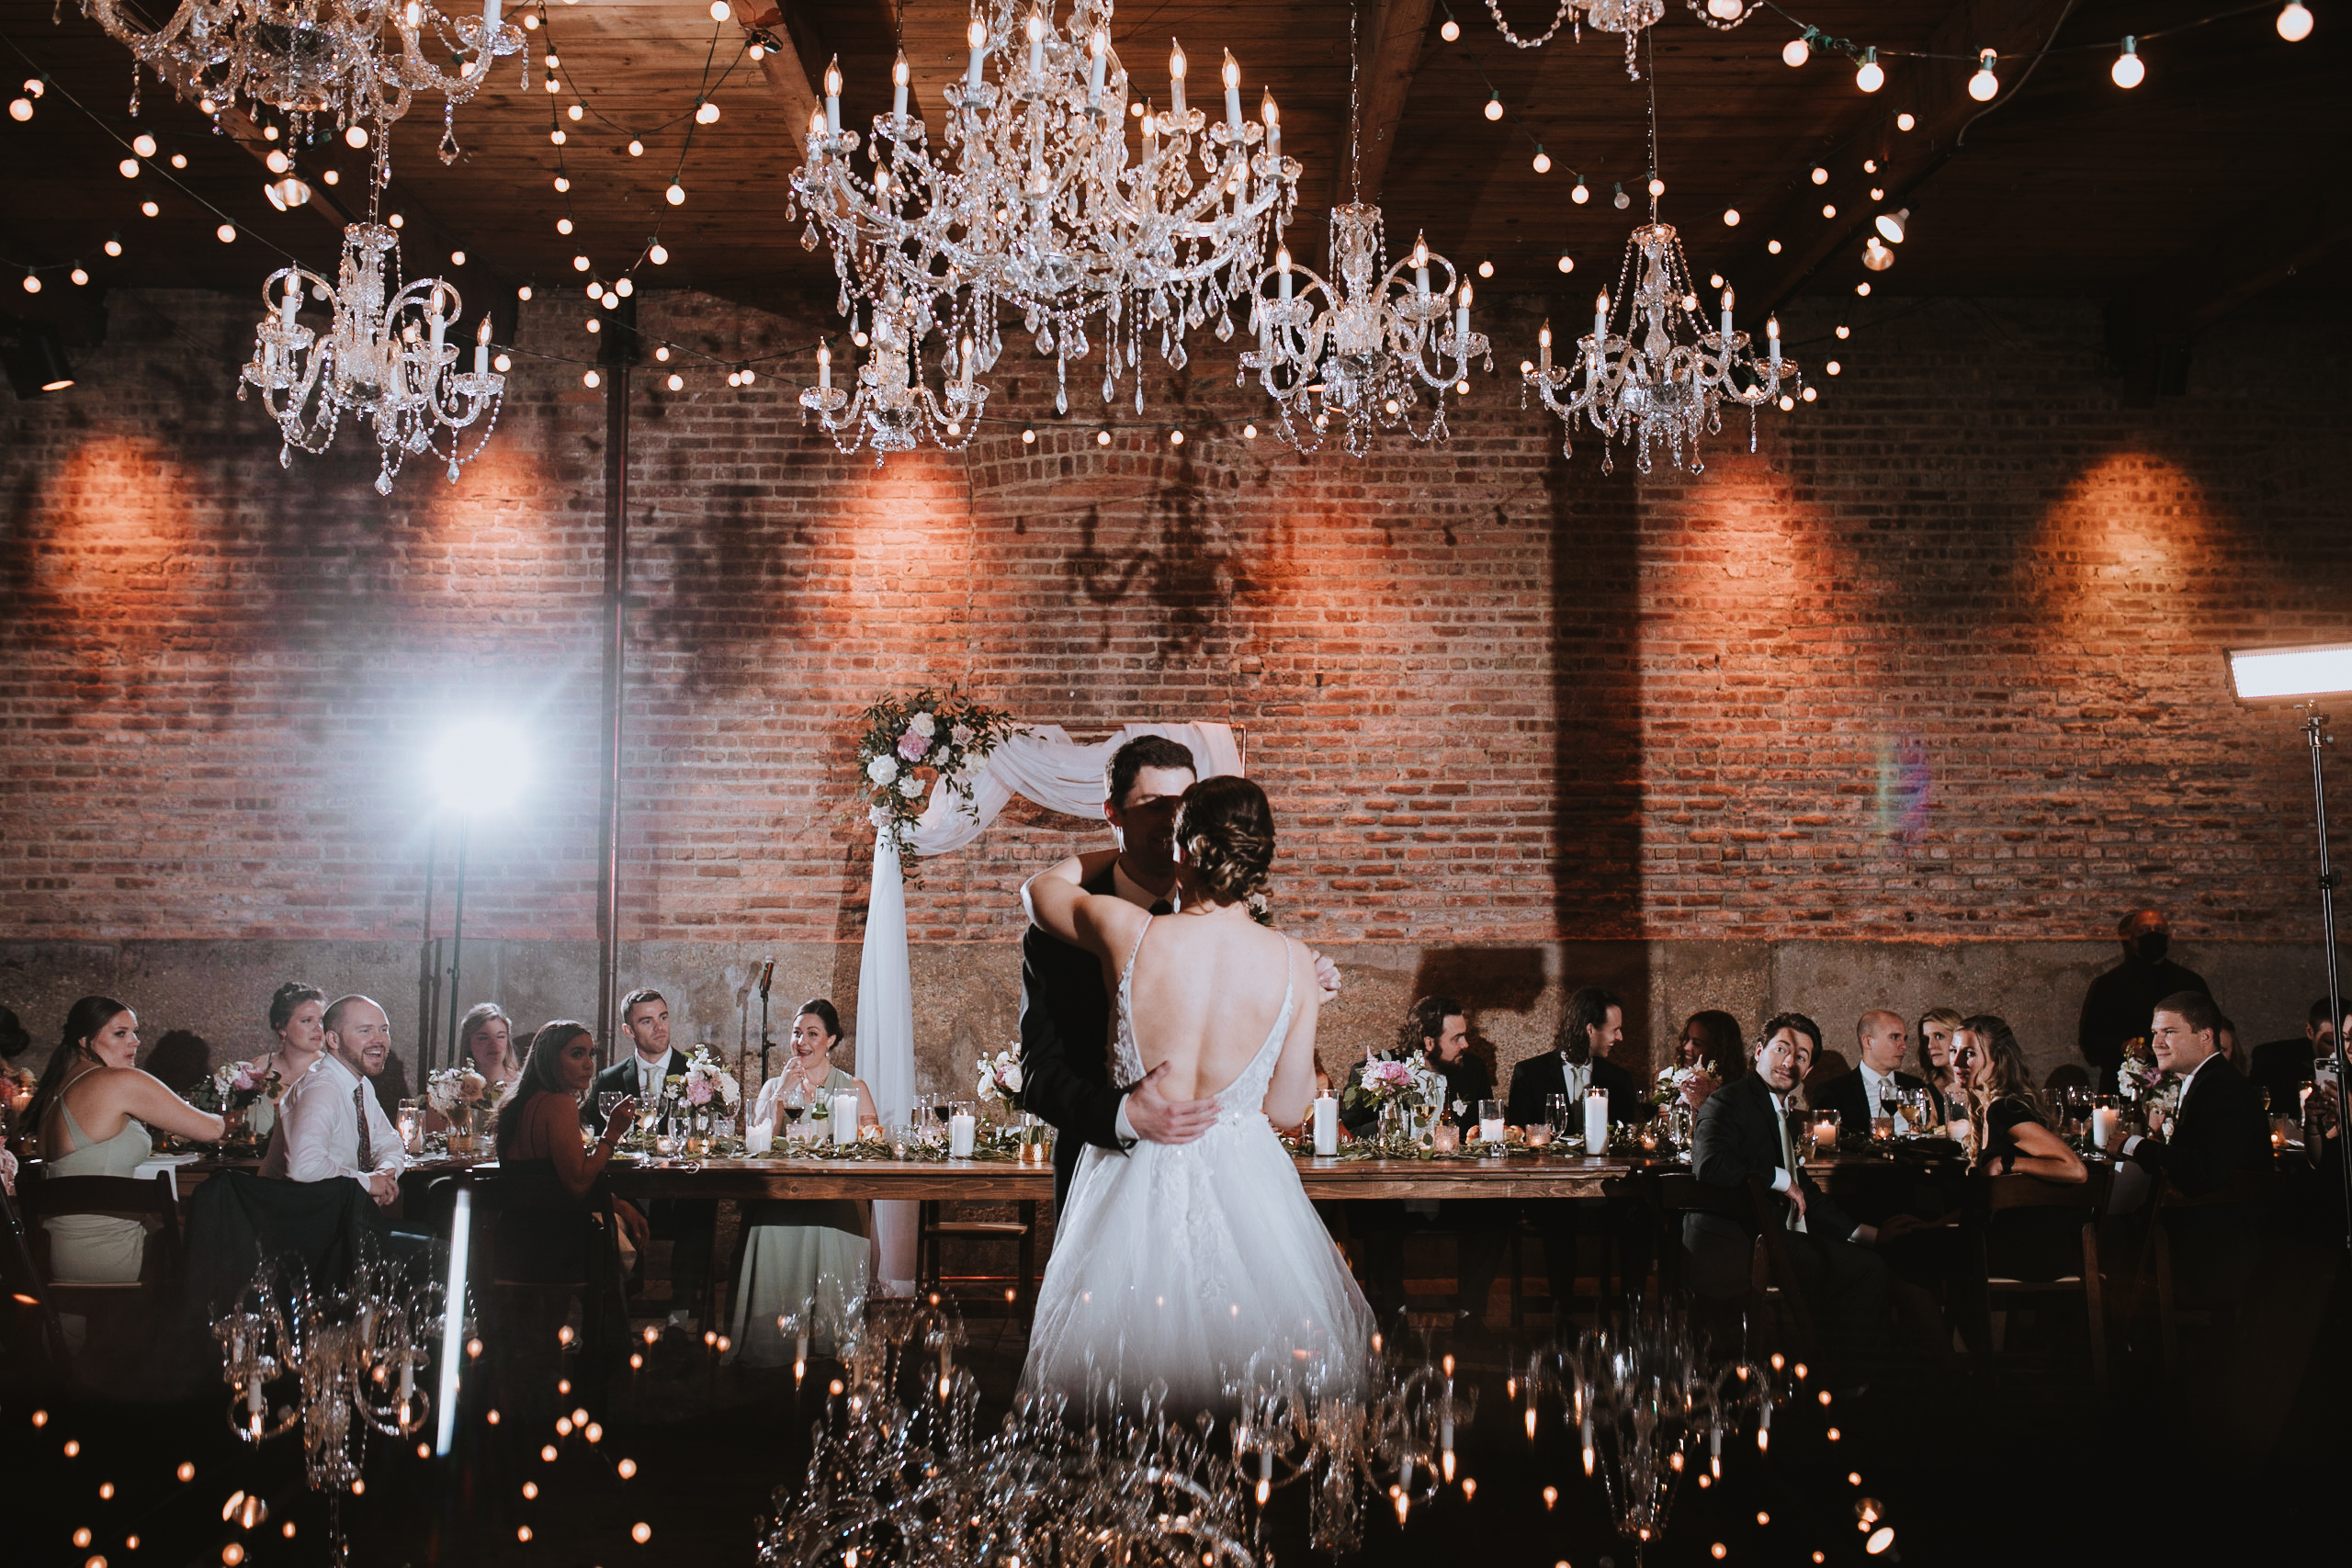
[[1522, 215, 1795, 474], [1239, 207, 1487, 457], [240, 221, 506, 492], [79, 0, 525, 171], [799, 289, 986, 461], [791, 0, 1300, 439]]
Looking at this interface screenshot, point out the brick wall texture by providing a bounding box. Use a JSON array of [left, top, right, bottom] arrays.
[[3, 288, 2347, 993]]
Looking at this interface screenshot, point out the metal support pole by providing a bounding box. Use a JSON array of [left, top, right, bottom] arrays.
[[2302, 713, 2352, 1245], [595, 360, 632, 1063], [445, 816, 469, 1077]]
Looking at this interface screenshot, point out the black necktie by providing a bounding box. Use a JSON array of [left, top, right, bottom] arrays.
[[1149, 899, 1173, 916], [354, 1082, 374, 1169]]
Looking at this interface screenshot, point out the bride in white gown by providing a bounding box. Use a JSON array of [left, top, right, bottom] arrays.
[[1018, 776, 1374, 1411]]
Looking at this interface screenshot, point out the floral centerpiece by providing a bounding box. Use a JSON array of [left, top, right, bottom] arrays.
[[1341, 1055, 1442, 1117], [191, 1059, 282, 1115], [1648, 1060, 1718, 1109], [425, 1066, 490, 1119], [854, 688, 1025, 878], [680, 1045, 742, 1115], [976, 1047, 1023, 1109], [2115, 1036, 2181, 1125]]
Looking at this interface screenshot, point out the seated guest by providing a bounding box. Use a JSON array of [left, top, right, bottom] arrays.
[[426, 1002, 520, 1134], [1671, 1010, 1746, 1108], [1686, 1018, 1895, 1379], [733, 1000, 875, 1360], [1507, 987, 1644, 1130], [2214, 1012, 2244, 1075], [1916, 1007, 1962, 1109], [1951, 1016, 2086, 1280], [2250, 998, 2339, 1118], [592, 987, 717, 1332], [243, 981, 328, 1143], [262, 995, 406, 1209], [491, 1020, 648, 1273], [28, 997, 243, 1280], [1815, 1010, 1930, 1134], [141, 1030, 211, 1096]]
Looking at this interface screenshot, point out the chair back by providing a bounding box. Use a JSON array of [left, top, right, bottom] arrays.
[[17, 1168, 182, 1280], [1654, 1172, 1758, 1224], [1977, 1163, 2112, 1214], [2154, 1169, 2271, 1212]]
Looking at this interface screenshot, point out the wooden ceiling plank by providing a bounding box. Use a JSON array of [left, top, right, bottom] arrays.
[[1726, 0, 2078, 310], [1349, 0, 1435, 207]]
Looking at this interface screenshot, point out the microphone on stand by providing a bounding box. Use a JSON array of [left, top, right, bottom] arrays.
[[756, 958, 777, 1078]]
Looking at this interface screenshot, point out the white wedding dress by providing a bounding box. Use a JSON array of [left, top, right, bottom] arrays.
[[1021, 919, 1374, 1411]]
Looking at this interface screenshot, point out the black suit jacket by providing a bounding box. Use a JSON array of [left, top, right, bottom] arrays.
[[2248, 1037, 2320, 1115], [1504, 1052, 1643, 1130], [1690, 1071, 1860, 1242], [1815, 1066, 1928, 1134], [1018, 863, 1134, 1206], [2126, 1054, 2272, 1198], [584, 1048, 690, 1125]]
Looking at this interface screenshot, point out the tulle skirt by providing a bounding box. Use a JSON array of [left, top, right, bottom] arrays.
[[1020, 1111, 1374, 1413]]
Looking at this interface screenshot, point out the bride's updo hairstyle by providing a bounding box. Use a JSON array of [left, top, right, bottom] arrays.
[[1175, 776, 1275, 907]]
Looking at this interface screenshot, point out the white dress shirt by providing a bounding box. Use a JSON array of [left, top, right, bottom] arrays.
[[1861, 1063, 1899, 1114], [272, 1054, 405, 1184], [628, 1051, 673, 1105], [1557, 1055, 1593, 1106]]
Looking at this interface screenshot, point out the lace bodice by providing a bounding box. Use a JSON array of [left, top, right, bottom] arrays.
[[1113, 917, 1296, 1120]]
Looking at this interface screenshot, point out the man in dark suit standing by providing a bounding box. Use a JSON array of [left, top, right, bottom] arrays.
[[587, 988, 712, 1333], [1508, 986, 1645, 1321], [2249, 998, 2338, 1118], [2099, 990, 2272, 1306], [1688, 1018, 1897, 1382], [1815, 1010, 1931, 1134], [1018, 736, 1219, 1212], [2078, 908, 2209, 1091]]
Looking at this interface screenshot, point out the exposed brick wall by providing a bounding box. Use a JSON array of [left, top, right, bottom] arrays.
[[3, 288, 2346, 1046]]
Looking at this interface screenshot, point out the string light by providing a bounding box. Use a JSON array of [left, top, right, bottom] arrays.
[[1477, 257, 1494, 276], [1442, 16, 1460, 40], [105, 236, 122, 256], [1556, 254, 1573, 272], [1532, 147, 1551, 172], [2110, 37, 2143, 88], [1483, 92, 1503, 120], [1722, 208, 1739, 225], [628, 139, 644, 155], [1854, 47, 1883, 92], [1766, 238, 1781, 253], [665, 183, 684, 205], [1781, 35, 1808, 66], [21, 270, 39, 293], [1821, 203, 1836, 218], [216, 222, 236, 243], [583, 368, 600, 388], [71, 265, 88, 285], [1968, 49, 1999, 101], [1810, 166, 1828, 185], [695, 99, 720, 124], [1896, 111, 1914, 130], [1571, 179, 1589, 204], [2278, 4, 2313, 42], [649, 243, 670, 265]]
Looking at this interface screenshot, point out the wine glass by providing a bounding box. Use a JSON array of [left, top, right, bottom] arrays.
[[597, 1091, 623, 1127]]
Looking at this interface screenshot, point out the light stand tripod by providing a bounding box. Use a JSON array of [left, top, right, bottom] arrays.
[[2299, 711, 2352, 1244]]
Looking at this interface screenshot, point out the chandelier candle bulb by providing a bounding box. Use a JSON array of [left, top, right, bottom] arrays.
[[892, 52, 910, 119], [474, 317, 490, 374], [1025, 11, 1046, 77], [823, 58, 842, 136], [966, 17, 988, 89], [1223, 51, 1243, 139], [1168, 41, 1186, 119], [1539, 320, 1554, 371], [1089, 32, 1107, 108], [1593, 291, 1608, 344], [1414, 234, 1430, 299], [1276, 246, 1293, 299], [1456, 282, 1472, 354], [1768, 315, 1781, 367], [818, 342, 831, 392], [1262, 91, 1279, 157], [959, 335, 974, 397], [1720, 288, 1733, 340]]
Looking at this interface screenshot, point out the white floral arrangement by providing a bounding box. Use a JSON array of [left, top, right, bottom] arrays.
[[853, 688, 1023, 879], [681, 1045, 742, 1111], [426, 1066, 489, 1117], [977, 1046, 1023, 1107], [1650, 1061, 1717, 1108]]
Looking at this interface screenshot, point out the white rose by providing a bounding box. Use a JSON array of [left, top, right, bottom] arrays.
[[866, 754, 899, 784], [1001, 1061, 1023, 1094], [950, 722, 973, 747], [899, 774, 925, 798], [909, 711, 938, 738]]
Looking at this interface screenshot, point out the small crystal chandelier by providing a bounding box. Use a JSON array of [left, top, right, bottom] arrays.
[[77, 0, 526, 175], [240, 220, 506, 492], [800, 289, 987, 461], [1485, 0, 1666, 75], [791, 0, 1300, 443], [1238, 8, 1487, 457], [1522, 195, 1796, 474]]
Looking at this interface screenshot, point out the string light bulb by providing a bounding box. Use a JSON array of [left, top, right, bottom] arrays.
[[20, 270, 39, 294], [1723, 208, 1740, 225], [708, 0, 729, 17], [1571, 179, 1589, 204], [1811, 166, 1828, 185], [71, 265, 88, 285], [1873, 208, 1909, 243], [1708, 0, 1745, 17], [665, 183, 685, 205], [628, 139, 644, 156], [105, 236, 122, 256], [133, 133, 157, 157], [1781, 36, 1808, 67], [649, 243, 670, 265], [616, 277, 634, 297], [1968, 50, 1999, 101], [695, 100, 720, 124], [119, 158, 139, 178], [1483, 92, 1503, 121], [1532, 148, 1551, 173], [1477, 257, 1494, 277], [7, 94, 32, 122], [1897, 111, 1915, 130], [2110, 37, 2143, 88], [667, 373, 683, 390], [567, 102, 583, 120], [216, 222, 236, 243], [2278, 4, 2313, 42], [1855, 47, 1883, 92], [1648, 175, 1665, 196], [1441, 16, 1460, 40], [573, 254, 591, 270], [1556, 254, 1574, 273]]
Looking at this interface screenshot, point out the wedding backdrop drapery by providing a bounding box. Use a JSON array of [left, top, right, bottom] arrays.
[[854, 723, 1244, 1295]]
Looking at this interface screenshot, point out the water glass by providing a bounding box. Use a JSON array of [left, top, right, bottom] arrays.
[[1545, 1092, 1573, 1143]]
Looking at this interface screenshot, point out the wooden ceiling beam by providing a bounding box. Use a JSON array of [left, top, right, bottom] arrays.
[[1726, 0, 2078, 311], [1348, 0, 1436, 207], [742, 3, 828, 146]]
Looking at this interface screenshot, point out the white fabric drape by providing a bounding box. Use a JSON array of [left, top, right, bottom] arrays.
[[852, 722, 1240, 1298]]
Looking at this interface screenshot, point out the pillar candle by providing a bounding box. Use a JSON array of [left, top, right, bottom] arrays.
[[949, 1110, 976, 1157], [2089, 1105, 2120, 1149], [745, 1122, 773, 1156], [1812, 1116, 1838, 1152], [831, 1093, 860, 1145], [1583, 1089, 1609, 1154], [1312, 1094, 1338, 1155]]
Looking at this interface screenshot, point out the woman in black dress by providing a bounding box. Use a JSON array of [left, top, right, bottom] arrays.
[[1952, 1015, 2087, 1280]]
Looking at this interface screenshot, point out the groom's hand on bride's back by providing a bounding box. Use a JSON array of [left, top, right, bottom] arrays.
[[1125, 1061, 1220, 1145], [1308, 949, 1342, 1003]]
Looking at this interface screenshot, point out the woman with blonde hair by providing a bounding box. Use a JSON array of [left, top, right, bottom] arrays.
[[1917, 1007, 1964, 1114], [1951, 1015, 2086, 1282]]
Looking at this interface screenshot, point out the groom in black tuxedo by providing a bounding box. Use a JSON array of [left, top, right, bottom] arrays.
[[1020, 735, 1218, 1210]]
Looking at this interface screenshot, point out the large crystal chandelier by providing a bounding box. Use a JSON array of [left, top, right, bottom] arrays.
[[793, 0, 1300, 450], [1238, 9, 1487, 457], [240, 220, 506, 492], [77, 0, 526, 174], [1521, 205, 1796, 474]]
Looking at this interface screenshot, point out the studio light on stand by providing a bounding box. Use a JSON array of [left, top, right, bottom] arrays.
[[2226, 640, 2352, 1240], [428, 718, 528, 1078]]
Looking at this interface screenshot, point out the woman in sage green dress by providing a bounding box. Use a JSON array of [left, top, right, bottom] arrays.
[[728, 999, 878, 1363], [29, 996, 242, 1282]]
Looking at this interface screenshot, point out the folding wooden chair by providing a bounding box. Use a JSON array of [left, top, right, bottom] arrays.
[[1655, 1172, 1815, 1360], [1957, 1166, 2110, 1388]]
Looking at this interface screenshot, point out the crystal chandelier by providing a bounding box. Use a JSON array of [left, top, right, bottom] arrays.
[[78, 0, 526, 174], [793, 0, 1300, 446], [1485, 0, 1665, 75], [798, 288, 986, 460], [1238, 9, 1487, 457], [1521, 209, 1796, 474], [240, 220, 507, 492]]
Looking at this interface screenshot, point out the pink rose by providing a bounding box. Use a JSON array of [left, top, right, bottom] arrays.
[[897, 729, 930, 762], [687, 1077, 714, 1107], [232, 1063, 262, 1092]]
